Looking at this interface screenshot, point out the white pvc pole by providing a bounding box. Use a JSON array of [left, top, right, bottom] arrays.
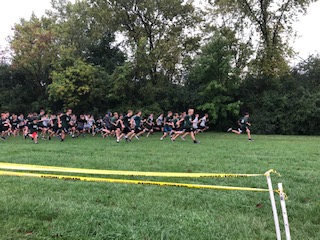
[[266, 173, 281, 240], [278, 183, 291, 240]]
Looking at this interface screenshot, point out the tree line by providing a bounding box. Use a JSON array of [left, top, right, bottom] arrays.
[[0, 0, 319, 135]]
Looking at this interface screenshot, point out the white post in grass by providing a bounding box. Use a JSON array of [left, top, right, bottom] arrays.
[[278, 183, 291, 240], [266, 173, 281, 240]]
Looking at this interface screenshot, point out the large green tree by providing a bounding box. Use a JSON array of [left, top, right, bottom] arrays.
[[4, 14, 60, 112], [49, 0, 125, 73], [48, 59, 104, 112], [90, 0, 202, 110], [210, 0, 317, 78], [240, 54, 320, 135], [187, 29, 249, 127], [10, 14, 58, 98], [46, 0, 126, 112]]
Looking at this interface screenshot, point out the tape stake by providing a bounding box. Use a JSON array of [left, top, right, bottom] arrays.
[[0, 162, 266, 178], [265, 169, 281, 177], [0, 170, 272, 193], [278, 183, 291, 240], [266, 172, 281, 240]]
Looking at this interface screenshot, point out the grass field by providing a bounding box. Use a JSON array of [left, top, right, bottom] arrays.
[[0, 132, 319, 240]]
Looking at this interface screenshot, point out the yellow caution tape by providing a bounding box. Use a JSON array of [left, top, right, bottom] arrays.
[[0, 162, 268, 178], [0, 170, 272, 192]]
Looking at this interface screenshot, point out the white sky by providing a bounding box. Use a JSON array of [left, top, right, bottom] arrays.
[[0, 0, 320, 63]]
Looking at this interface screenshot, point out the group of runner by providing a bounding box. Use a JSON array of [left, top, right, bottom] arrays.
[[0, 108, 210, 144]]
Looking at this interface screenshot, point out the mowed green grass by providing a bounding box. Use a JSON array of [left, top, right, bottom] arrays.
[[0, 132, 319, 240]]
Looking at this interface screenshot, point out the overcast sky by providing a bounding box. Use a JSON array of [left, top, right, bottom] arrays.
[[1, 0, 320, 62]]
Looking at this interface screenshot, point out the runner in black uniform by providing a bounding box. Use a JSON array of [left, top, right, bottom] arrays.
[[94, 118, 104, 136], [0, 113, 11, 140], [28, 118, 39, 144], [76, 115, 87, 137], [58, 109, 72, 142], [160, 111, 174, 141], [227, 112, 253, 141], [172, 109, 199, 144], [109, 112, 122, 143], [108, 112, 119, 139], [119, 110, 134, 142], [129, 111, 146, 141], [23, 113, 34, 138]]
